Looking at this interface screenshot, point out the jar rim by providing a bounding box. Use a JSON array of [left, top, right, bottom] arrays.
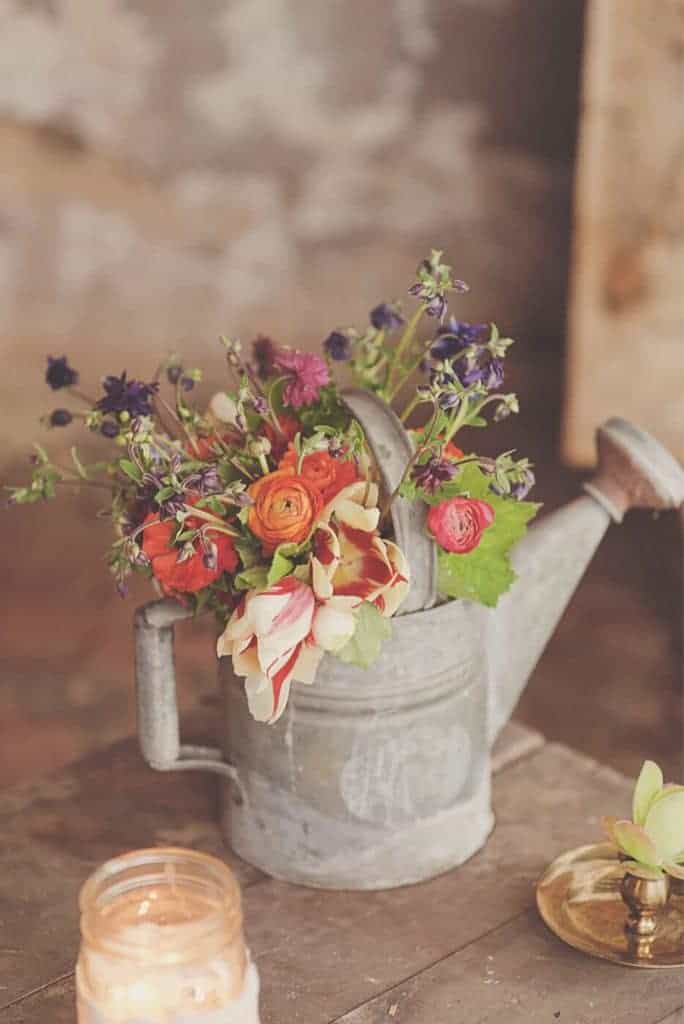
[[79, 847, 243, 963]]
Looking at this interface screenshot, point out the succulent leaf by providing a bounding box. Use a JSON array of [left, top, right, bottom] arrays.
[[611, 820, 662, 868], [644, 790, 684, 862], [632, 759, 664, 826]]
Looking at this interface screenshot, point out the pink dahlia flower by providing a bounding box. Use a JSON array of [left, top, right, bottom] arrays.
[[274, 348, 330, 408]]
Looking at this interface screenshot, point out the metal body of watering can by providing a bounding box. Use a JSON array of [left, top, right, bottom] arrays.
[[135, 391, 684, 890]]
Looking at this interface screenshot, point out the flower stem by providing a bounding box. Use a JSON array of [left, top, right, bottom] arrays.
[[385, 304, 424, 397]]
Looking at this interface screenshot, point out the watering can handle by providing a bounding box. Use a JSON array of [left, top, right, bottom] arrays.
[[134, 598, 244, 792], [342, 388, 438, 613]]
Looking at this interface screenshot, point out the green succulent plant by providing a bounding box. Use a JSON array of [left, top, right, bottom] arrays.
[[602, 760, 684, 880]]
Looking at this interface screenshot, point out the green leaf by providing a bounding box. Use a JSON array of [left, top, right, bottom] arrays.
[[234, 566, 268, 591], [336, 602, 391, 669], [633, 760, 664, 826], [267, 547, 294, 586], [431, 461, 539, 606], [438, 548, 517, 607], [119, 459, 142, 484], [235, 539, 259, 569]]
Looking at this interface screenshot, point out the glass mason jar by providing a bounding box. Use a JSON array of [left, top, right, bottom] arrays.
[[77, 847, 260, 1024]]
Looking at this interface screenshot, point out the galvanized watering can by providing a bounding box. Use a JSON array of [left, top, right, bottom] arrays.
[[135, 392, 684, 890]]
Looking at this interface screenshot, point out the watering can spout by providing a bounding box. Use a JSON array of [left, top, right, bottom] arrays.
[[487, 418, 684, 743]]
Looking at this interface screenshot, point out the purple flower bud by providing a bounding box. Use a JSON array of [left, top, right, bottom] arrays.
[[116, 580, 129, 598], [437, 391, 461, 411], [511, 470, 535, 500], [251, 395, 269, 416], [46, 355, 79, 390], [323, 331, 352, 361], [181, 376, 195, 392], [202, 541, 218, 571], [425, 295, 447, 319], [100, 419, 119, 438], [166, 364, 183, 384], [461, 355, 504, 390], [369, 303, 404, 332], [50, 408, 73, 427]]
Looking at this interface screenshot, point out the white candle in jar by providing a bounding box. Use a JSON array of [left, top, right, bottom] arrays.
[[76, 847, 260, 1024]]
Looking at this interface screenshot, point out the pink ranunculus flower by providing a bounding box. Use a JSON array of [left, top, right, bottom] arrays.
[[217, 574, 357, 724], [427, 497, 495, 554], [274, 348, 330, 408]]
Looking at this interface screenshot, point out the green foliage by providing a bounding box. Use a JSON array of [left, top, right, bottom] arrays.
[[266, 544, 297, 586], [337, 602, 391, 669], [433, 462, 539, 607], [234, 566, 268, 591]]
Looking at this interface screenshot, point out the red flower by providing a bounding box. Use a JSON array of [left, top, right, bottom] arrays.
[[142, 506, 238, 595], [427, 497, 495, 554], [279, 446, 359, 505], [261, 413, 301, 461]]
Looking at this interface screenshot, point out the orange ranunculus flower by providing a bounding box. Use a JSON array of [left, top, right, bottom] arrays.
[[247, 468, 323, 553], [279, 446, 359, 505]]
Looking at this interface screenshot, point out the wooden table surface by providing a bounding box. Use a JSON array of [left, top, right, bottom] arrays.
[[1, 722, 683, 1023]]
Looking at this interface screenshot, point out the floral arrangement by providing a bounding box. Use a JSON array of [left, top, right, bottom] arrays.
[[9, 251, 539, 723], [602, 760, 684, 880]]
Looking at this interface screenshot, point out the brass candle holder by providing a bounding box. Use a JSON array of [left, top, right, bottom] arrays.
[[537, 843, 684, 968]]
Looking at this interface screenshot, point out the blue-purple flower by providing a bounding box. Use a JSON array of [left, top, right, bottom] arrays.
[[100, 419, 119, 439], [46, 356, 79, 391], [370, 303, 404, 332], [461, 353, 504, 390], [411, 456, 458, 495], [97, 372, 158, 417], [323, 330, 353, 362], [430, 320, 488, 360]]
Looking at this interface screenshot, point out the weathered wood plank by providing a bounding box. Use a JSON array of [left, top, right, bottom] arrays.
[[0, 738, 264, 1009], [564, 0, 684, 464], [335, 910, 684, 1023], [2, 741, 643, 1024]]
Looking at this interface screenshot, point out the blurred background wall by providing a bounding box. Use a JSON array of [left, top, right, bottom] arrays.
[[0, 0, 680, 787]]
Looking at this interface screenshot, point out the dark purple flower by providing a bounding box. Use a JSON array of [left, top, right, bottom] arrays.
[[49, 408, 73, 427], [411, 456, 458, 495], [370, 303, 404, 332], [461, 354, 504, 390], [252, 336, 278, 379], [181, 376, 195, 392], [97, 372, 158, 417], [430, 320, 488, 361], [46, 356, 79, 390], [166, 364, 183, 384], [323, 330, 352, 362], [100, 419, 119, 439]]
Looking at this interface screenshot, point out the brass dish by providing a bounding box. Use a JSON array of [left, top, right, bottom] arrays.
[[536, 842, 684, 968]]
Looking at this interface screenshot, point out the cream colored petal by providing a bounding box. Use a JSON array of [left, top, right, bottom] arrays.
[[312, 557, 334, 600], [312, 603, 357, 653], [291, 643, 324, 686], [334, 499, 380, 532], [245, 671, 282, 723]]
